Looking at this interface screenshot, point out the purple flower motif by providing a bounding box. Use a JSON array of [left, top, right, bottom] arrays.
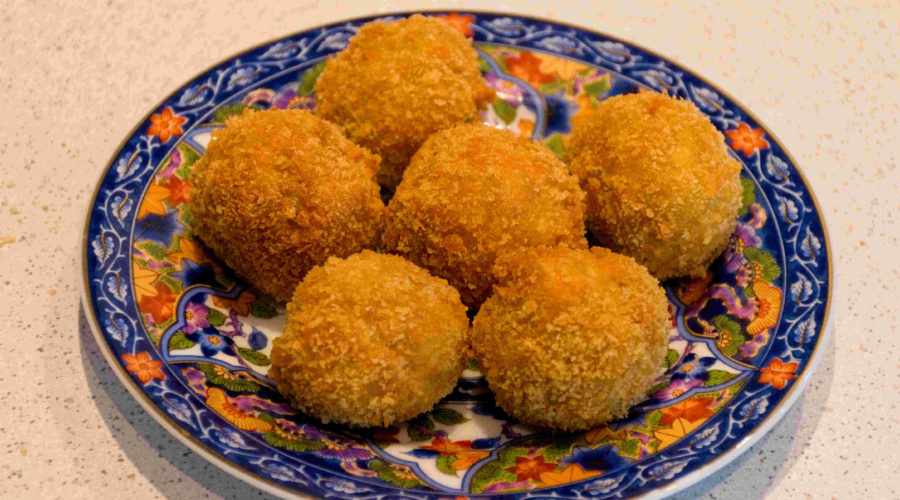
[[653, 378, 703, 401], [482, 480, 531, 494], [158, 149, 182, 180], [181, 302, 210, 333], [317, 444, 374, 461], [273, 87, 298, 109], [485, 73, 524, 105], [671, 353, 716, 381]]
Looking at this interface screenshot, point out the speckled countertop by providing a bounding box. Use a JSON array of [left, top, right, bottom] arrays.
[[1, 0, 897, 498]]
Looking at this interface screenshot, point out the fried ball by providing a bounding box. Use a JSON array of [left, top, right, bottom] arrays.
[[568, 91, 742, 279], [189, 109, 383, 301], [269, 250, 468, 427], [384, 124, 587, 308], [315, 14, 494, 190], [470, 246, 670, 431]]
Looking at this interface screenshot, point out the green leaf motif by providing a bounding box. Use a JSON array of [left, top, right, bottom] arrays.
[[542, 435, 579, 463], [430, 408, 468, 426], [646, 410, 663, 430], [477, 57, 490, 73], [492, 98, 517, 124], [436, 455, 458, 476], [406, 413, 434, 442], [168, 332, 195, 351], [705, 369, 737, 386], [214, 103, 245, 123], [583, 77, 611, 99], [539, 79, 566, 95], [743, 246, 782, 281], [665, 349, 680, 369], [250, 302, 278, 319], [158, 275, 182, 293], [198, 363, 260, 392], [370, 460, 423, 489], [298, 61, 327, 97], [470, 446, 526, 493], [206, 308, 227, 327], [739, 177, 756, 216], [544, 133, 566, 159], [138, 241, 170, 261], [263, 431, 326, 452], [713, 315, 746, 357], [238, 347, 272, 366], [617, 438, 640, 459]]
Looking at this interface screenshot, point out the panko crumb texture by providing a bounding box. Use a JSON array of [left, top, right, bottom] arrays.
[[269, 250, 469, 428], [568, 91, 742, 280], [471, 246, 670, 431], [189, 108, 384, 302], [315, 14, 494, 190], [384, 123, 588, 308]]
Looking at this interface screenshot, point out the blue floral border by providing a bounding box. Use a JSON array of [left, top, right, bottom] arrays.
[[83, 11, 831, 499]]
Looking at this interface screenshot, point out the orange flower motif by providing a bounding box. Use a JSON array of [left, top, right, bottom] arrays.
[[653, 417, 704, 450], [168, 237, 208, 266], [539, 464, 601, 486], [584, 426, 626, 445], [137, 182, 171, 219], [725, 122, 769, 157], [132, 263, 160, 299], [505, 51, 556, 86], [122, 351, 165, 383], [517, 118, 535, 139], [758, 357, 798, 389], [506, 455, 557, 482], [422, 437, 475, 456], [660, 396, 715, 426], [139, 282, 178, 324], [748, 279, 782, 334], [213, 289, 257, 316], [451, 451, 489, 471], [148, 107, 187, 144], [206, 387, 274, 432], [437, 13, 475, 37], [165, 176, 191, 207]]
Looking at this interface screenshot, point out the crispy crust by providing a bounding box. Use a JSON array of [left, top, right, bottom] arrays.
[[384, 123, 587, 308], [567, 91, 742, 279], [470, 246, 670, 431], [189, 109, 384, 301], [268, 251, 469, 427], [314, 14, 494, 190]]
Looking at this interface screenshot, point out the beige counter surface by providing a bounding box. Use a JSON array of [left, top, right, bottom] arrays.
[[1, 0, 897, 498]]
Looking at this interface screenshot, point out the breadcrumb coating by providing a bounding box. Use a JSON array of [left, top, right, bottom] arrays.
[[268, 251, 469, 427], [470, 246, 670, 431], [568, 91, 742, 280], [315, 14, 494, 190], [189, 109, 384, 301], [384, 123, 587, 308]]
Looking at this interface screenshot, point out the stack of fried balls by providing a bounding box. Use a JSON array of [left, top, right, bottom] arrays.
[[188, 14, 742, 431]]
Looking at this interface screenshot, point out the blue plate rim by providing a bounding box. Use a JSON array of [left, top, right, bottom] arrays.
[[79, 9, 835, 499]]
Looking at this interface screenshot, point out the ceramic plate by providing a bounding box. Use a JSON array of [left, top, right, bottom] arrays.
[[81, 11, 832, 499]]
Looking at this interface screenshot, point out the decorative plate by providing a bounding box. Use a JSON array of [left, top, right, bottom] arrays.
[[81, 11, 832, 499]]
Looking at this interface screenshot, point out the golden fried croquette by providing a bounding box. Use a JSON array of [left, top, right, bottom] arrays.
[[470, 246, 670, 431], [384, 123, 587, 308], [189, 109, 384, 301], [568, 91, 742, 280], [315, 14, 494, 190], [268, 250, 469, 427]]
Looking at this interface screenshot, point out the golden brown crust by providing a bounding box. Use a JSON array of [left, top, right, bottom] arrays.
[[470, 246, 670, 431], [314, 14, 494, 190], [189, 108, 384, 301], [268, 250, 469, 427], [567, 91, 742, 280], [383, 123, 587, 308]]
